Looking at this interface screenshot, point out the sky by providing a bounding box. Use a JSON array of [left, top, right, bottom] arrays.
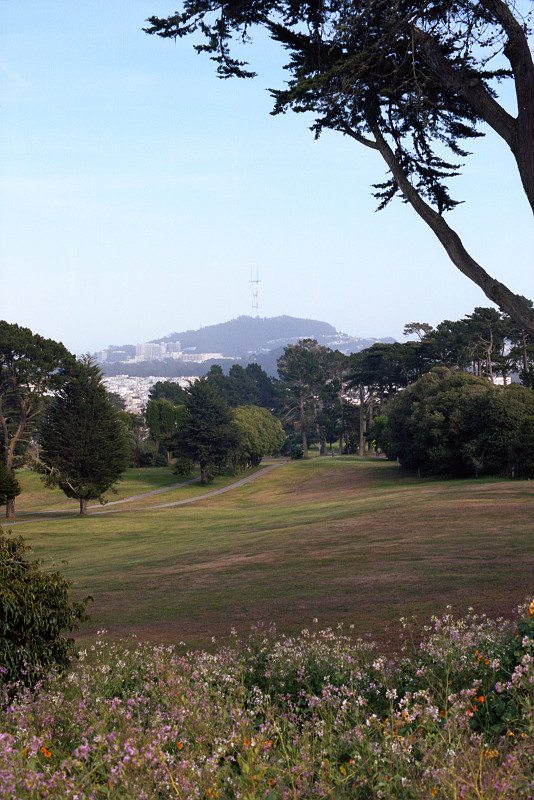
[[1, 1, 533, 356]]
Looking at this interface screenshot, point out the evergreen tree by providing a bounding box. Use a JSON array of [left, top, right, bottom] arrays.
[[39, 357, 129, 515], [179, 379, 240, 483], [0, 462, 21, 515], [0, 320, 74, 518]]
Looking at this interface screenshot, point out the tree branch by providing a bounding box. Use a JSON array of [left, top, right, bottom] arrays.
[[411, 26, 516, 146], [367, 117, 534, 336]]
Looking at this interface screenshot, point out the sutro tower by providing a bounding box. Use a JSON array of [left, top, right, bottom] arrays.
[[250, 269, 260, 317]]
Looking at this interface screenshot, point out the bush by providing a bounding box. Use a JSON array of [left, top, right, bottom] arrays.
[[173, 456, 195, 477], [0, 530, 91, 689]]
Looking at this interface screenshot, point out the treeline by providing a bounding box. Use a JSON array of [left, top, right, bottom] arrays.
[[3, 304, 534, 520]]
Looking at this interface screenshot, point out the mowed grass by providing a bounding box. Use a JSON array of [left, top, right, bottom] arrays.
[[4, 458, 534, 649]]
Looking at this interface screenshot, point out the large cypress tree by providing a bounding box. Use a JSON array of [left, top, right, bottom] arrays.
[[0, 320, 74, 518], [39, 356, 129, 515]]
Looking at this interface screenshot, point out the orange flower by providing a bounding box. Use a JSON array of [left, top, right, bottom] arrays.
[[439, 710, 446, 717], [176, 742, 183, 750], [22, 747, 28, 757], [529, 599, 534, 617], [478, 696, 485, 703], [40, 746, 51, 758]]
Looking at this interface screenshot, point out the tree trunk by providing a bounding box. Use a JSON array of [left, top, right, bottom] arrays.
[[5, 497, 15, 520], [200, 462, 208, 484], [359, 385, 366, 456], [79, 497, 88, 516], [302, 428, 308, 459]]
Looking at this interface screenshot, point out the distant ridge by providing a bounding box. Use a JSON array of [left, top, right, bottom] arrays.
[[158, 315, 338, 357], [100, 315, 395, 377]]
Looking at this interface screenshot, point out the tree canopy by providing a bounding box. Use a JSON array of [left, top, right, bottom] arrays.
[[380, 367, 534, 476], [145, 0, 534, 334], [0, 320, 74, 518], [178, 378, 241, 482], [38, 357, 130, 515]]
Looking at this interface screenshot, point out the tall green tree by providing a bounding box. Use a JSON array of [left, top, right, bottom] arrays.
[[277, 339, 327, 458], [145, 398, 186, 465], [0, 321, 74, 518], [148, 380, 187, 404], [38, 357, 129, 515], [232, 405, 285, 469], [178, 379, 240, 483], [146, 0, 534, 335]]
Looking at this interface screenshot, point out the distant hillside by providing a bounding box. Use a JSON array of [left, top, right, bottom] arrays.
[[158, 316, 337, 357], [101, 315, 395, 377]]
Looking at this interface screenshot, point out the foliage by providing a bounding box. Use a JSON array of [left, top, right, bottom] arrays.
[[204, 363, 278, 408], [145, 1, 534, 334], [148, 380, 187, 404], [382, 367, 534, 475], [510, 415, 534, 478], [38, 357, 130, 515], [0, 463, 20, 511], [145, 398, 187, 465], [0, 320, 74, 517], [118, 411, 149, 468], [178, 379, 241, 483], [0, 530, 90, 689], [0, 604, 533, 797], [232, 405, 285, 469], [277, 339, 332, 458]]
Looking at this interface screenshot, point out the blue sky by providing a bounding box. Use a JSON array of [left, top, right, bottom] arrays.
[[1, 0, 533, 355]]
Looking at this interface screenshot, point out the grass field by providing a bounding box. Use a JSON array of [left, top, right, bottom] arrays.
[[3, 457, 534, 649]]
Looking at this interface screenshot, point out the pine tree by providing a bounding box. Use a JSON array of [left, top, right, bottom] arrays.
[[39, 356, 129, 515], [179, 379, 240, 483]]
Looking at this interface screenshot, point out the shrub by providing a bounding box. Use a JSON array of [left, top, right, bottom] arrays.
[[0, 530, 91, 689]]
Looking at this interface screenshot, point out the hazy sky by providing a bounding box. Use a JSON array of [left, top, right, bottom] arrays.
[[1, 1, 533, 355]]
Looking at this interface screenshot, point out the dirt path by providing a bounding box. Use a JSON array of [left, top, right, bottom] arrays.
[[2, 462, 286, 526]]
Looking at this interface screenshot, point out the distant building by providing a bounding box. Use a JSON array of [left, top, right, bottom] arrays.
[[135, 342, 165, 360], [181, 353, 224, 363]]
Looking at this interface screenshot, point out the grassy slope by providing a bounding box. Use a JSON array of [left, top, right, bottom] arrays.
[[4, 458, 534, 648]]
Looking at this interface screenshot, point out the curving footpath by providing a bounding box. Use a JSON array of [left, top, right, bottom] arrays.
[[1, 462, 285, 527]]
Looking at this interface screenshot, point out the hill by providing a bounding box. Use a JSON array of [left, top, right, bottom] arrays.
[[101, 315, 394, 376]]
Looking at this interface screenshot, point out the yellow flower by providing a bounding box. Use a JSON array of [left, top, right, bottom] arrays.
[[529, 599, 534, 617]]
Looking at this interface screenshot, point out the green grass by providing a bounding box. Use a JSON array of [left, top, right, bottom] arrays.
[[3, 458, 534, 649]]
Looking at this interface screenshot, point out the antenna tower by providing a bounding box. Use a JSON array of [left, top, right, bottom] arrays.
[[250, 269, 260, 317]]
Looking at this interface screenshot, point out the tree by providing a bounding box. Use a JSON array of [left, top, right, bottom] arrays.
[[277, 339, 327, 458], [382, 367, 534, 475], [0, 462, 21, 514], [245, 363, 278, 409], [232, 405, 285, 469], [178, 379, 240, 483], [38, 357, 130, 515], [145, 1, 534, 334], [0, 530, 90, 688], [148, 380, 187, 404], [145, 398, 186, 465], [0, 321, 74, 518]]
